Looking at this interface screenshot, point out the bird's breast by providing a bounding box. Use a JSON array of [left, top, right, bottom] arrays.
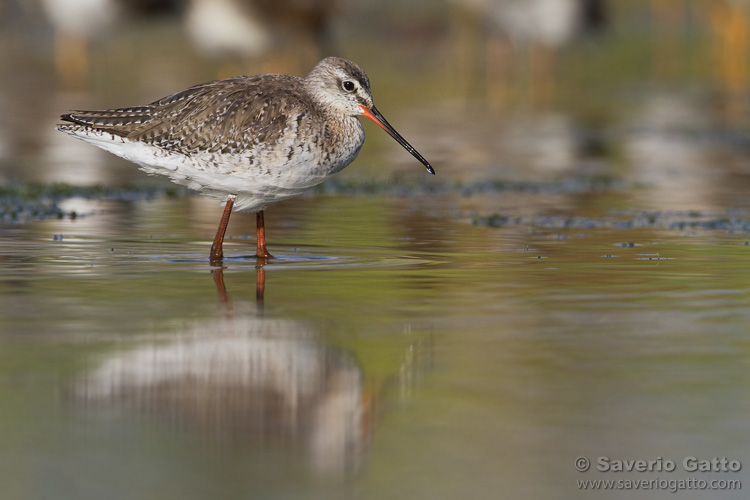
[[270, 113, 364, 179]]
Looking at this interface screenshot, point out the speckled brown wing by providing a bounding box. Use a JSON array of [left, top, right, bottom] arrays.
[[60, 74, 323, 155]]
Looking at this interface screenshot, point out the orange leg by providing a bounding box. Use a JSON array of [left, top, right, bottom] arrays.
[[210, 195, 235, 263], [256, 210, 275, 259]]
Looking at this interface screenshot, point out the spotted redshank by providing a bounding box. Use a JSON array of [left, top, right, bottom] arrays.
[[57, 57, 434, 262]]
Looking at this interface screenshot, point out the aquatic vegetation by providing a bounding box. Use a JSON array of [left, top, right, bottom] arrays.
[[0, 182, 187, 223], [474, 210, 750, 234]]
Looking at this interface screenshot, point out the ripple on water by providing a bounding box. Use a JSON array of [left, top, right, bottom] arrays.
[[104, 243, 437, 273]]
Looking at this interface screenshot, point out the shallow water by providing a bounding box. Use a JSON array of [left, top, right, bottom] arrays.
[[2, 192, 750, 499], [3, 2, 750, 498]]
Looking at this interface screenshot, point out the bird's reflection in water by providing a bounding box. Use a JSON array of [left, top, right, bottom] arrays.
[[71, 262, 366, 477], [212, 257, 267, 312]]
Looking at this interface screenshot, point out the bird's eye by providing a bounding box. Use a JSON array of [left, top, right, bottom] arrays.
[[342, 80, 355, 92]]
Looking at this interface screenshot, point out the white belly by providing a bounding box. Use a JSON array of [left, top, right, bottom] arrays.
[[62, 125, 365, 212]]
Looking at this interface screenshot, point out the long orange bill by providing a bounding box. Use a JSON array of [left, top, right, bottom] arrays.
[[360, 105, 435, 175]]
